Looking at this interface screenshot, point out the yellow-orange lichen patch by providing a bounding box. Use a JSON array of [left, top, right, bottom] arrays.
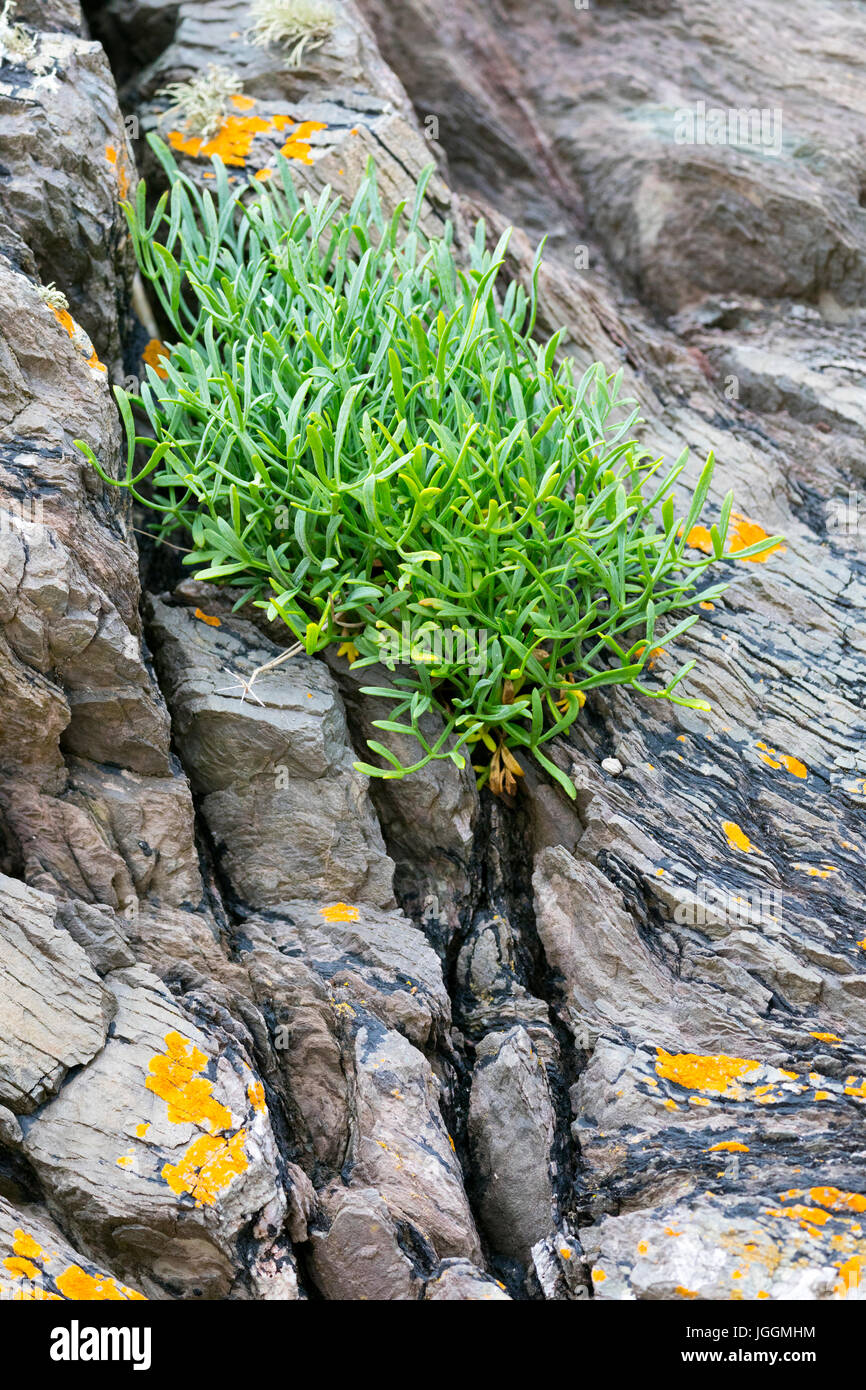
[[279, 120, 327, 165], [708, 1141, 750, 1152], [754, 742, 807, 779], [162, 1129, 249, 1207], [50, 305, 107, 373], [12, 1229, 49, 1263], [655, 1049, 761, 1096], [727, 513, 786, 564], [194, 607, 221, 627], [105, 143, 131, 199], [167, 110, 327, 168], [54, 1264, 146, 1301], [684, 515, 785, 564], [247, 1079, 266, 1114], [721, 820, 753, 853], [809, 1187, 866, 1214], [3, 1256, 40, 1279], [811, 1032, 841, 1043], [675, 1285, 699, 1298], [146, 1031, 233, 1134], [142, 337, 170, 379], [168, 115, 272, 166], [835, 1255, 863, 1297], [591, 1268, 606, 1283], [793, 862, 838, 879], [766, 1204, 831, 1228], [685, 524, 713, 553], [320, 902, 359, 923]]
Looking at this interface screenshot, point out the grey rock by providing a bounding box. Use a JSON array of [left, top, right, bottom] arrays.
[[22, 964, 289, 1298], [308, 1186, 421, 1300], [468, 1025, 557, 1264], [424, 1258, 512, 1301], [0, 28, 135, 369], [0, 871, 113, 1112], [0, 1194, 147, 1301], [146, 596, 396, 912]]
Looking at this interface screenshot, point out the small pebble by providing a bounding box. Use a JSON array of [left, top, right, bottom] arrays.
[[601, 757, 623, 775]]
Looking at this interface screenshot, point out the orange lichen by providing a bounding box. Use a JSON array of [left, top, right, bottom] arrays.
[[50, 305, 107, 373], [142, 337, 170, 379], [685, 525, 713, 553], [811, 1032, 841, 1043], [708, 1141, 750, 1152], [168, 115, 272, 166], [655, 1049, 761, 1096], [54, 1265, 146, 1301], [637, 1240, 649, 1255], [787, 1205, 831, 1226], [793, 862, 838, 878], [591, 1268, 606, 1283], [754, 742, 807, 779], [728, 513, 786, 563], [12, 1230, 48, 1263], [194, 607, 221, 627], [162, 1129, 249, 1206], [684, 514, 785, 563], [146, 1031, 233, 1133], [320, 902, 360, 923], [721, 820, 753, 853], [810, 1187, 866, 1214], [3, 1256, 40, 1279], [167, 109, 327, 168], [675, 1285, 699, 1298], [247, 1079, 266, 1114], [105, 143, 131, 199], [136, 1122, 150, 1139]]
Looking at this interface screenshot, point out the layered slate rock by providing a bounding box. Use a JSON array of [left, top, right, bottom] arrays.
[[468, 1025, 559, 1267], [0, 872, 113, 1112], [0, 1194, 146, 1301], [146, 595, 396, 912], [21, 964, 296, 1299], [0, 253, 207, 921], [0, 3, 135, 369]]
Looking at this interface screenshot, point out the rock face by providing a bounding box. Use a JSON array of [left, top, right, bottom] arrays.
[[0, 0, 863, 1302]]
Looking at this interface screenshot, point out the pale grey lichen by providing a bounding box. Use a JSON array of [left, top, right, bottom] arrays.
[[157, 65, 244, 141], [247, 0, 337, 67]]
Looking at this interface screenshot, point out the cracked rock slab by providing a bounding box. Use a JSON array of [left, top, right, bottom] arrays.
[[0, 872, 113, 1112], [20, 964, 289, 1299], [146, 596, 396, 912]]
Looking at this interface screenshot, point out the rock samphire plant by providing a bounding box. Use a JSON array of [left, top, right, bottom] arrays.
[[78, 137, 780, 799]]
